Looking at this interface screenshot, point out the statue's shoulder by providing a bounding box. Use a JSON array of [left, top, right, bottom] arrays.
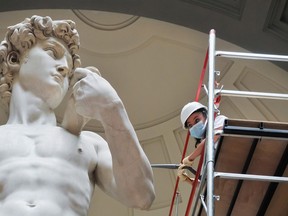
[[80, 130, 107, 149], [0, 124, 20, 132], [0, 125, 9, 136]]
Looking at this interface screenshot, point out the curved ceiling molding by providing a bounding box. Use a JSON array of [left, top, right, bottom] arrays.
[[72, 9, 140, 31], [79, 35, 204, 56], [264, 0, 288, 42], [182, 0, 246, 19]]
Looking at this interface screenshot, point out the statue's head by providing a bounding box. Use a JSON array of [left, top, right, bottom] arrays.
[[0, 15, 81, 110]]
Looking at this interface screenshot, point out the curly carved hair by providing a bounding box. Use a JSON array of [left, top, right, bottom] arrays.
[[0, 15, 81, 110]]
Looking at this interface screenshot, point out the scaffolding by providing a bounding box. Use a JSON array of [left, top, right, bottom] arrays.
[[152, 29, 288, 216], [196, 29, 288, 216]]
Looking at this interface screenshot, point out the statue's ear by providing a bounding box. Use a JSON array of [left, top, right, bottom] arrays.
[[7, 51, 20, 72]]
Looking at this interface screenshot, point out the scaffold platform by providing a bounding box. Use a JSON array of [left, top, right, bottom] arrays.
[[196, 119, 288, 216]]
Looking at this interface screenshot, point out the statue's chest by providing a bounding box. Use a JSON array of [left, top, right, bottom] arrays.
[[0, 125, 89, 163]]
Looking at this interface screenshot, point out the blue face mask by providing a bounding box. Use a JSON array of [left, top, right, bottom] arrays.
[[189, 120, 207, 139]]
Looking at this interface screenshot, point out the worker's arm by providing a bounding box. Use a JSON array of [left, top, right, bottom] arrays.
[[183, 127, 222, 165]]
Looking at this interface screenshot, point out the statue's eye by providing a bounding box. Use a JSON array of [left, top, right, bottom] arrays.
[[44, 47, 57, 58]]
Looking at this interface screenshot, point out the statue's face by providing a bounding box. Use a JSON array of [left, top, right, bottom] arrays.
[[18, 37, 73, 108]]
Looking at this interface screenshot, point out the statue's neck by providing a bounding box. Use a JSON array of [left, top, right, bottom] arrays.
[[6, 83, 57, 126]]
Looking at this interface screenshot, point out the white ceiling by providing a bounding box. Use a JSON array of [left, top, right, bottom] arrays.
[[0, 0, 288, 215]]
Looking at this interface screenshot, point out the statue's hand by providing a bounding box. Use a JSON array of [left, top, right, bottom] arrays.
[[70, 66, 121, 121]]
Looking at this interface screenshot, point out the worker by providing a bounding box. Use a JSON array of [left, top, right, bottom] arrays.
[[177, 101, 227, 183]]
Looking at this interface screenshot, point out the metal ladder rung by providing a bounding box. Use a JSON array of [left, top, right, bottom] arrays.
[[215, 89, 288, 100], [215, 51, 288, 62], [214, 172, 288, 183]]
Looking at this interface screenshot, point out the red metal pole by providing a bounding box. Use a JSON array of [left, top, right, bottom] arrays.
[[184, 145, 205, 216], [195, 49, 209, 102], [168, 48, 209, 216], [168, 132, 190, 216]]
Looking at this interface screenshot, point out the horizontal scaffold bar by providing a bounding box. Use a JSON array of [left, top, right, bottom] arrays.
[[222, 122, 288, 139], [215, 51, 288, 62], [151, 164, 197, 175], [214, 172, 288, 183], [215, 89, 288, 100], [221, 124, 288, 139]]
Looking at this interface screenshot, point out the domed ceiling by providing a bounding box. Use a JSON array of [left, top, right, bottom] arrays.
[[0, 0, 287, 215]]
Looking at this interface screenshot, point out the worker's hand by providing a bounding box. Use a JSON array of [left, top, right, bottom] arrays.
[[182, 156, 194, 167], [177, 164, 195, 184], [70, 66, 122, 121], [177, 164, 189, 181]]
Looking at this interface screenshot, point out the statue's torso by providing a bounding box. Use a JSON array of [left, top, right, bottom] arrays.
[[0, 124, 98, 216]]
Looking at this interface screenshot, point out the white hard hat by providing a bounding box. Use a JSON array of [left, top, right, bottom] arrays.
[[180, 102, 207, 129]]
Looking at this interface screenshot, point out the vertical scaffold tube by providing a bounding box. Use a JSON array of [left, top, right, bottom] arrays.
[[207, 29, 216, 216]]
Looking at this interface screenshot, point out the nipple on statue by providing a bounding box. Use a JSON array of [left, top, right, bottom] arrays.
[[26, 201, 36, 208], [61, 92, 89, 152]]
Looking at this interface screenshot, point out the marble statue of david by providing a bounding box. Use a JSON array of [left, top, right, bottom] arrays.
[[0, 15, 155, 216]]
